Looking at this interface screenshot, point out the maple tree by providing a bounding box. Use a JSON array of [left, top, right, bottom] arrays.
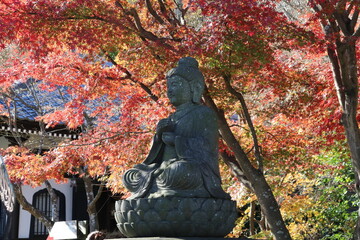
[[309, 2, 360, 237], [1, 0, 357, 239], [0, 0, 315, 238], [274, 0, 360, 238]]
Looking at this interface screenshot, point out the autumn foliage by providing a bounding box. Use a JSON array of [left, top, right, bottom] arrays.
[[0, 0, 359, 238]]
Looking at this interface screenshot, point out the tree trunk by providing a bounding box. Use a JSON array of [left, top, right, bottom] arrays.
[[83, 176, 104, 232], [250, 201, 256, 235], [13, 183, 54, 231], [329, 41, 360, 239], [203, 91, 292, 240], [309, 2, 360, 237]]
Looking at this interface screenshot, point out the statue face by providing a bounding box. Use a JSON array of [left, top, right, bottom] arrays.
[[167, 75, 192, 107]]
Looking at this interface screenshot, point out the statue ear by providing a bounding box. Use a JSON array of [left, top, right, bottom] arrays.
[[192, 82, 203, 103]]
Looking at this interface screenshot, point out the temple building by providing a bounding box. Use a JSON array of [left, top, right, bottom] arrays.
[[0, 80, 117, 240]]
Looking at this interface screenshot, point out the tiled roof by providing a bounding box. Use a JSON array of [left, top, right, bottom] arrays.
[[0, 79, 79, 138], [0, 79, 121, 138], [0, 79, 71, 121]]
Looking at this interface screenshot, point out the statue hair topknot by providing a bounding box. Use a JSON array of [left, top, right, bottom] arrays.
[[166, 57, 205, 103], [178, 57, 199, 69]]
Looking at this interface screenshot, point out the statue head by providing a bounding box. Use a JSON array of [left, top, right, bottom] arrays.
[[166, 57, 205, 104]]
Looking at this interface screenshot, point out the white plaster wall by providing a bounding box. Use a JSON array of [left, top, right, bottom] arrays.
[[18, 179, 73, 238]]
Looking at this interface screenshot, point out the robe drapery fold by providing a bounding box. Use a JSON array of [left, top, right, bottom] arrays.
[[123, 104, 230, 200]]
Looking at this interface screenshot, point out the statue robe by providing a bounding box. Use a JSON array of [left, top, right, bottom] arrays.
[[123, 104, 230, 199]]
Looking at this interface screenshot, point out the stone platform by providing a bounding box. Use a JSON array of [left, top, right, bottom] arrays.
[[106, 237, 251, 240]]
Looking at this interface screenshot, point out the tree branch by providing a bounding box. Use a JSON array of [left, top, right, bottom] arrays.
[[333, 11, 352, 36], [158, 0, 167, 14], [115, 1, 161, 41], [327, 45, 346, 108], [350, 9, 359, 31], [44, 180, 59, 222], [353, 25, 360, 37], [58, 130, 150, 147], [114, 1, 144, 33], [103, 51, 159, 102], [202, 86, 258, 174], [129, 8, 160, 41], [158, 0, 180, 26], [222, 74, 263, 172], [145, 0, 165, 24], [203, 86, 292, 239], [92, 181, 105, 209], [219, 150, 254, 192]]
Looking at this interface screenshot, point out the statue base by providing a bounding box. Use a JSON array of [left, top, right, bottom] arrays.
[[114, 197, 238, 238], [106, 238, 250, 240]]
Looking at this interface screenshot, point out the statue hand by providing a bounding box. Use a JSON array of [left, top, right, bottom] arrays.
[[162, 132, 175, 146], [156, 118, 174, 134]]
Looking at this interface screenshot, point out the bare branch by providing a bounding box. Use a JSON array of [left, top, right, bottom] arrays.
[[4, 96, 23, 146], [8, 88, 39, 115]]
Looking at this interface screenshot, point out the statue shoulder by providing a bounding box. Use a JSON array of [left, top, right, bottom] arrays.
[[194, 104, 216, 115], [193, 104, 217, 121]]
